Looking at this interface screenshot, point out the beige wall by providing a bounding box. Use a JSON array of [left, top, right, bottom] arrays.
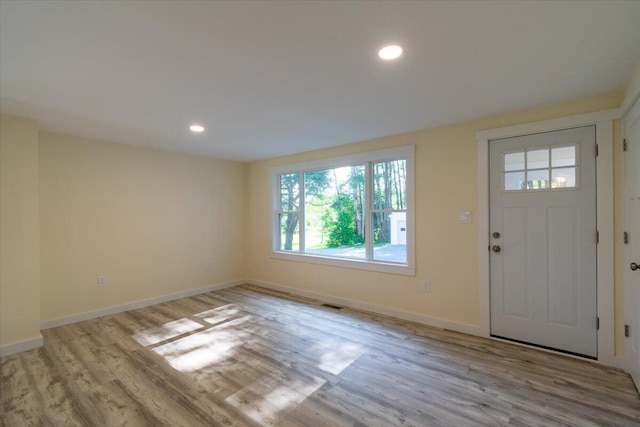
[[0, 115, 41, 349], [246, 92, 624, 335], [0, 89, 630, 355], [39, 133, 245, 322]]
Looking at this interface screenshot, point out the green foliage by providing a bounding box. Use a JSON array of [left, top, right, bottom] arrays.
[[281, 171, 330, 250], [285, 165, 399, 250], [326, 194, 364, 247], [304, 170, 331, 198]]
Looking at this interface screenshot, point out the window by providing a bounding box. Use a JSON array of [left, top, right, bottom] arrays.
[[272, 146, 415, 276], [503, 143, 579, 192]]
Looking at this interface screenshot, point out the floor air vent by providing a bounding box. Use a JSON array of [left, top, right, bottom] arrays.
[[321, 303, 343, 310]]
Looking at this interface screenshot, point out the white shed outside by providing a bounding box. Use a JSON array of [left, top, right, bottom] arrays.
[[389, 212, 407, 245]]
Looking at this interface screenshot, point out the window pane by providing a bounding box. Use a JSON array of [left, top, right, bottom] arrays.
[[551, 167, 576, 188], [303, 165, 366, 260], [372, 212, 407, 263], [504, 152, 525, 171], [504, 171, 525, 191], [280, 173, 299, 211], [303, 169, 331, 253], [373, 160, 407, 210], [552, 146, 576, 167], [279, 212, 299, 251], [526, 169, 549, 189], [527, 149, 549, 169]]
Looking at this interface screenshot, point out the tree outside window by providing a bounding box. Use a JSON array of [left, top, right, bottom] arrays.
[[277, 159, 408, 264]]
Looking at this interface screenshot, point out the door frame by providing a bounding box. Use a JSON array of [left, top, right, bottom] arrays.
[[622, 92, 640, 385], [476, 108, 619, 367]]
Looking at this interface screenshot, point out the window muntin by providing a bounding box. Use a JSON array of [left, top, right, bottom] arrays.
[[502, 143, 579, 192], [272, 146, 414, 273]]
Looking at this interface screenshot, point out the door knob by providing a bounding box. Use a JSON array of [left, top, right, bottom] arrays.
[[492, 245, 501, 253], [632, 262, 639, 271]]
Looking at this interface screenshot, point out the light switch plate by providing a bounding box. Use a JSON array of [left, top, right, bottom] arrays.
[[459, 211, 473, 224]]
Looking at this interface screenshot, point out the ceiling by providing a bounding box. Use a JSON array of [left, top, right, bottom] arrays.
[[1, 1, 639, 162]]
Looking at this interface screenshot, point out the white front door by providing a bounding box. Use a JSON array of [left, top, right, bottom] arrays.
[[489, 126, 598, 358], [624, 98, 640, 388]]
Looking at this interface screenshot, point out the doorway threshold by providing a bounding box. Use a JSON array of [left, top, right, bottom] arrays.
[[490, 334, 597, 361]]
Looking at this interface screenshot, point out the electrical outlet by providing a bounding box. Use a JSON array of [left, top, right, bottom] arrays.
[[98, 276, 106, 287], [422, 280, 430, 293], [207, 262, 212, 270]]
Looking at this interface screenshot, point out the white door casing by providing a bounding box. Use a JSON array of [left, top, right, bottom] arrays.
[[623, 97, 640, 388], [489, 126, 597, 357], [477, 109, 617, 366]]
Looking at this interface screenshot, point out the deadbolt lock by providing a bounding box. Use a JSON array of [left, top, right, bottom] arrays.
[[492, 232, 501, 239]]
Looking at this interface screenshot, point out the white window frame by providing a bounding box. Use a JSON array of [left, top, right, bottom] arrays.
[[270, 145, 416, 276]]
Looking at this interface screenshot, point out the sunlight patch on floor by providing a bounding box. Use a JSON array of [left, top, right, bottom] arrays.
[[131, 318, 204, 346], [225, 374, 326, 425], [194, 304, 242, 325], [152, 317, 251, 372], [312, 341, 366, 375]]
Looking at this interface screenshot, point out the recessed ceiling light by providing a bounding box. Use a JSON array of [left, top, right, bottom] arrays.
[[378, 45, 403, 60], [190, 125, 205, 133]]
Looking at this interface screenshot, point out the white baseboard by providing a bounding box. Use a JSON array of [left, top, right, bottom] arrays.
[[246, 279, 481, 336], [618, 352, 640, 380], [0, 334, 44, 357], [40, 279, 245, 330], [612, 356, 626, 370], [632, 372, 640, 395]]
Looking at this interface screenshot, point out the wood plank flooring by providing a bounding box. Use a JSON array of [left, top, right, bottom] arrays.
[[1, 284, 639, 426]]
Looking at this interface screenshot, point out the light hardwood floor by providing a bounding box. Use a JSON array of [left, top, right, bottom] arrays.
[[1, 284, 639, 426]]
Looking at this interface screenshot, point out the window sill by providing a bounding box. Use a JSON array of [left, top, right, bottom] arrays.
[[270, 251, 416, 276]]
